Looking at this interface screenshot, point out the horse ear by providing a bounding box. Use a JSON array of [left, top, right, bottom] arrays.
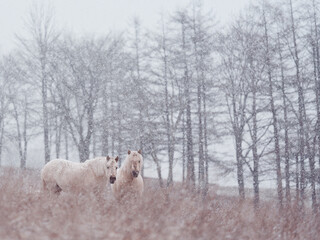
[[128, 150, 131, 155], [138, 149, 142, 154], [107, 156, 110, 161], [115, 156, 119, 162]]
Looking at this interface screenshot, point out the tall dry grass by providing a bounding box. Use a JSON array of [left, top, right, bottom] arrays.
[[0, 167, 319, 240]]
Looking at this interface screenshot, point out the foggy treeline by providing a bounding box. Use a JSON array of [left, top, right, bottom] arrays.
[[1, 0, 320, 211]]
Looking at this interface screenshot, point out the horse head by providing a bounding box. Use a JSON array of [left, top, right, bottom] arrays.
[[106, 156, 119, 184], [127, 150, 143, 178]]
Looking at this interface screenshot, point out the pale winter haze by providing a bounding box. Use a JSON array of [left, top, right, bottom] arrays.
[[1, 0, 320, 239], [0, 0, 251, 187], [0, 0, 250, 53]]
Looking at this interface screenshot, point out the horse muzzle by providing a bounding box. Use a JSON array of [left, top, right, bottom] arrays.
[[132, 171, 139, 178], [109, 176, 116, 184]]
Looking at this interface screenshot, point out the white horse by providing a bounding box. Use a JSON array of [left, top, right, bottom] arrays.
[[41, 156, 118, 195], [111, 150, 144, 201]]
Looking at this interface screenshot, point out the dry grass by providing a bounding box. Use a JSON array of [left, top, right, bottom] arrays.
[[0, 167, 319, 240]]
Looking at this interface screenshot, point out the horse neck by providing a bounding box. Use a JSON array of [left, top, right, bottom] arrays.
[[120, 157, 133, 181], [87, 158, 106, 176]]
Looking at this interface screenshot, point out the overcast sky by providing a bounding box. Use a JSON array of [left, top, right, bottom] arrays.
[[0, 0, 251, 53]]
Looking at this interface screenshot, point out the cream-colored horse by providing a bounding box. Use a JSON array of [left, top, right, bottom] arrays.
[[41, 156, 118, 195], [111, 150, 144, 201]]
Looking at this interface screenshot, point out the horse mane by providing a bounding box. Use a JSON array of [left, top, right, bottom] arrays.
[[86, 157, 106, 177], [120, 154, 132, 174]]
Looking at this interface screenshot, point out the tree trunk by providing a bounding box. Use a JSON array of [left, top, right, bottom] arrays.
[[139, 109, 144, 177], [305, 141, 317, 212], [0, 119, 3, 166], [92, 125, 97, 158], [232, 89, 245, 199], [202, 59, 209, 197], [203, 96, 209, 196], [41, 54, 50, 164], [251, 77, 259, 209], [111, 87, 115, 157], [117, 101, 122, 165], [289, 0, 305, 206], [162, 18, 173, 186], [192, 21, 205, 194], [23, 95, 28, 167], [151, 144, 164, 188], [77, 103, 94, 162], [278, 33, 291, 204], [12, 100, 26, 168], [0, 116, 3, 166], [311, 0, 320, 204], [64, 122, 69, 160], [78, 139, 90, 163], [302, 79, 317, 211], [55, 110, 62, 158], [101, 96, 109, 156], [295, 153, 300, 203], [236, 134, 245, 199], [133, 19, 145, 177], [182, 110, 186, 183], [263, 11, 283, 209], [180, 16, 195, 188]]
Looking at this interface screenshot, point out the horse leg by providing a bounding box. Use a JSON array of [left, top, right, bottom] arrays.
[[93, 187, 104, 202], [45, 181, 62, 196], [41, 179, 47, 193]]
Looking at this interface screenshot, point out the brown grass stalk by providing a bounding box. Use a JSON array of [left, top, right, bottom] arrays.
[[0, 167, 319, 240]]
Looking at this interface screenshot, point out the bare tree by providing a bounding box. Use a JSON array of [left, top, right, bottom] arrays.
[[219, 22, 252, 199], [277, 32, 291, 204], [53, 37, 109, 162], [261, 4, 283, 209], [16, 3, 59, 164], [173, 10, 196, 188], [2, 54, 36, 168], [287, 0, 306, 206], [0, 59, 11, 165]]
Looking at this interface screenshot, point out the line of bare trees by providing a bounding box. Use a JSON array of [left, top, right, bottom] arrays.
[[1, 0, 320, 210], [220, 0, 320, 211]]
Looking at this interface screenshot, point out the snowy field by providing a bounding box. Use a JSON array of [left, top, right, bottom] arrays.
[[0, 167, 318, 240]]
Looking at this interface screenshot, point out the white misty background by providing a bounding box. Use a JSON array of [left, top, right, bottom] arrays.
[[0, 0, 320, 210]]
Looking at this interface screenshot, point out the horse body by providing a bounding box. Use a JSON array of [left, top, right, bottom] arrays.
[[111, 150, 144, 201], [41, 156, 118, 194]]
